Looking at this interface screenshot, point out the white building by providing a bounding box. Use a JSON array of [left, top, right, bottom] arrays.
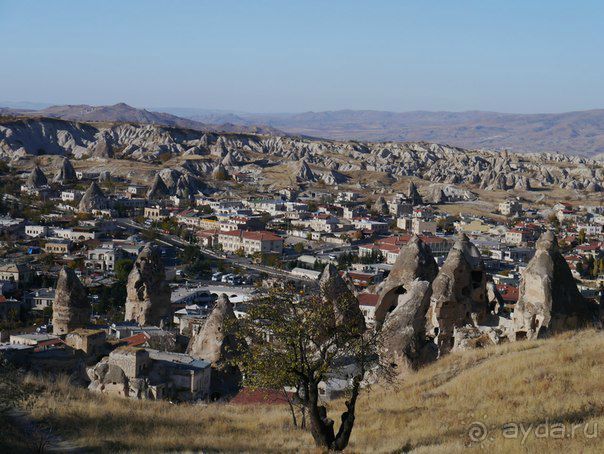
[[217, 230, 284, 255], [25, 225, 49, 238], [61, 190, 82, 203], [499, 200, 522, 216], [577, 224, 603, 236]]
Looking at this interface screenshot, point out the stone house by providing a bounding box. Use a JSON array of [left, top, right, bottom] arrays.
[[144, 206, 169, 221], [0, 262, 31, 283], [23, 288, 55, 311], [499, 200, 522, 216], [25, 225, 49, 238], [65, 329, 107, 355], [85, 246, 135, 272], [88, 346, 211, 402], [44, 239, 72, 254]]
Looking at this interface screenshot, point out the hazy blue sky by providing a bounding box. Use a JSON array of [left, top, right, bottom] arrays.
[[1, 0, 603, 113]]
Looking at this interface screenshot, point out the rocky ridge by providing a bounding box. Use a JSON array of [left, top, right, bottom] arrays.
[[1, 117, 603, 195]]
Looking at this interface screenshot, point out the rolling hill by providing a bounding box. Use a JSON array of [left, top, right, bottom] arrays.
[[0, 103, 282, 136], [3, 330, 603, 452]]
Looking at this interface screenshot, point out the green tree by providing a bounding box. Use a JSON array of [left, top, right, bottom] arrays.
[[232, 287, 384, 451], [293, 242, 305, 254], [115, 258, 134, 282]]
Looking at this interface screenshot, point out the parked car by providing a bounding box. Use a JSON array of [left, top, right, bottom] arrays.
[[227, 275, 243, 285], [211, 272, 223, 282]]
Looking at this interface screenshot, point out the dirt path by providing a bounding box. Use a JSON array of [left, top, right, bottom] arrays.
[[7, 409, 85, 453]]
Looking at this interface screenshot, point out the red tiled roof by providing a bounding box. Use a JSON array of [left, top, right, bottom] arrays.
[[358, 293, 379, 307], [35, 338, 64, 351], [196, 229, 219, 237], [345, 271, 374, 281], [496, 284, 519, 303], [363, 235, 447, 252], [220, 230, 282, 242], [121, 332, 150, 347], [577, 243, 601, 251]]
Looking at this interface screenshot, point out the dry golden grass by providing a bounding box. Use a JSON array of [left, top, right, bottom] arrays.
[[17, 329, 604, 453]]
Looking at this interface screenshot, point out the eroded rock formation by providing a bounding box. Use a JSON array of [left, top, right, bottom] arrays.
[[374, 235, 438, 325], [296, 159, 317, 182], [373, 196, 389, 215], [124, 243, 171, 326], [187, 294, 242, 397], [87, 358, 129, 396], [53, 157, 77, 183], [406, 181, 423, 205], [27, 165, 47, 187], [380, 280, 436, 375], [319, 264, 366, 333], [187, 294, 240, 363], [426, 234, 489, 354], [52, 266, 90, 335], [512, 231, 596, 340], [78, 181, 106, 212], [147, 173, 170, 199]]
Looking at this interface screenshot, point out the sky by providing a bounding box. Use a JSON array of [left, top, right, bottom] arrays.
[[1, 0, 603, 114]]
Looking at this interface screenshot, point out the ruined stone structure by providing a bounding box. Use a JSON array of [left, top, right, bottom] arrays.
[[87, 346, 210, 401], [426, 234, 489, 354], [124, 244, 171, 326], [374, 235, 438, 325], [52, 266, 91, 335], [512, 231, 596, 340]]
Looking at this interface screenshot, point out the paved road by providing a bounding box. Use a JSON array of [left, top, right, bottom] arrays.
[[117, 219, 312, 282]]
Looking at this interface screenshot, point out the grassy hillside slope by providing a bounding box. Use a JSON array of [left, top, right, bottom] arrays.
[[6, 329, 604, 452]]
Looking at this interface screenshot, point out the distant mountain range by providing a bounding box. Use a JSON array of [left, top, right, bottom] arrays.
[[162, 108, 604, 157], [3, 102, 604, 156], [0, 103, 282, 136]]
